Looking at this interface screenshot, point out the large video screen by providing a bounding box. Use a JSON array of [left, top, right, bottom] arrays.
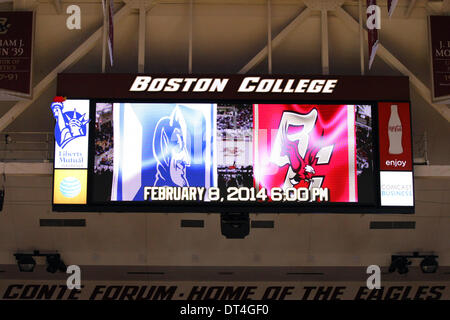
[[90, 102, 375, 207]]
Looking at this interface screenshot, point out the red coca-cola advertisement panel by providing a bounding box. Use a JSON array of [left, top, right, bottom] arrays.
[[378, 102, 412, 171]]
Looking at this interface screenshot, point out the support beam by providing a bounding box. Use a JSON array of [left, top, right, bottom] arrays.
[[334, 7, 450, 123], [0, 2, 135, 132], [239, 7, 312, 74], [405, 0, 417, 18], [138, 0, 146, 73], [425, 1, 441, 15], [321, 9, 329, 75]]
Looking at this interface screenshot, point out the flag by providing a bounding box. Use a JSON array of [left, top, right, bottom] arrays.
[[367, 0, 379, 70], [387, 0, 398, 17]]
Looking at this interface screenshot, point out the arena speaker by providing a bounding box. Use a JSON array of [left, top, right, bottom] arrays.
[[220, 212, 250, 239]]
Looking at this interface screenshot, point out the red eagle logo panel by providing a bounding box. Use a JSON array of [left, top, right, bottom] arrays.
[[254, 104, 358, 202]]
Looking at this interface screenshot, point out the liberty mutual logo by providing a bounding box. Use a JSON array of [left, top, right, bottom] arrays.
[[0, 18, 11, 35], [51, 96, 90, 149]]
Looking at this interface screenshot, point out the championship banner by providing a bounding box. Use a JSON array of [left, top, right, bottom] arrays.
[[110, 103, 216, 201], [254, 104, 357, 203], [0, 11, 34, 97], [429, 16, 450, 103], [367, 0, 379, 70]]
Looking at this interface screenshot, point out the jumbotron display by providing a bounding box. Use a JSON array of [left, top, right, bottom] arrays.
[[52, 74, 414, 213]]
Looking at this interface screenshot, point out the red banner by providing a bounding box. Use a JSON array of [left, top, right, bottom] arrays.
[[378, 102, 412, 171], [0, 11, 33, 96], [429, 16, 450, 103], [254, 104, 357, 202]]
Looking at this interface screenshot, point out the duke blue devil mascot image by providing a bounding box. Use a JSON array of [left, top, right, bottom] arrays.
[[111, 103, 216, 201]]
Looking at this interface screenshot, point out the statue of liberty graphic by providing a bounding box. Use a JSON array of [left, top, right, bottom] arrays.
[[51, 96, 90, 149]]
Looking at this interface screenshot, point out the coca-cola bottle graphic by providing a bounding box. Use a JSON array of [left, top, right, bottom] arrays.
[[388, 104, 403, 154]]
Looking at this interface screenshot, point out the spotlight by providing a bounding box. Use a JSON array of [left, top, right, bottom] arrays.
[[46, 254, 67, 273], [420, 256, 438, 274], [14, 254, 36, 272], [389, 256, 411, 274]]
